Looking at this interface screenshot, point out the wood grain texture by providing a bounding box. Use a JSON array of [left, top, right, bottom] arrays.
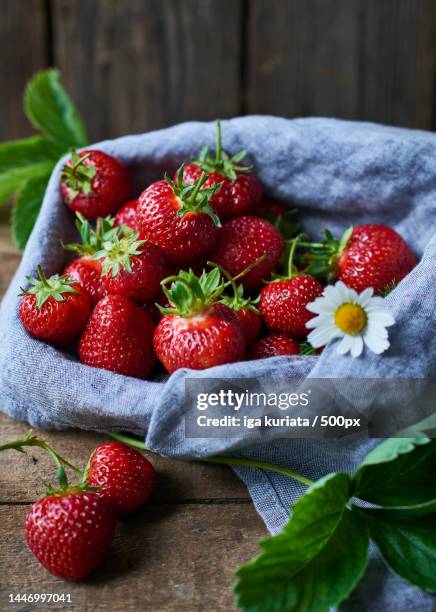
[[0, 504, 264, 611], [51, 0, 243, 141], [0, 0, 47, 140], [246, 0, 436, 128], [0, 414, 250, 502]]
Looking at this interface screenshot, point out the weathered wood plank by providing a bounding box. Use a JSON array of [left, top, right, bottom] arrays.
[[0, 504, 264, 610], [51, 0, 243, 141], [246, 0, 436, 129], [0, 414, 250, 502], [0, 225, 21, 298], [0, 0, 48, 140]]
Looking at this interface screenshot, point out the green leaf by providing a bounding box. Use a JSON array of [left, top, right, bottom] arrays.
[[352, 437, 436, 506], [24, 69, 88, 148], [0, 161, 54, 203], [362, 511, 436, 592], [0, 135, 63, 174], [235, 473, 369, 611], [358, 498, 436, 521], [12, 172, 51, 250]]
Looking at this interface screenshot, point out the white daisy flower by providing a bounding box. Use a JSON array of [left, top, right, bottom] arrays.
[[305, 281, 395, 357]]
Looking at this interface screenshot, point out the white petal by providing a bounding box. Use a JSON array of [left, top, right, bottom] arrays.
[[336, 335, 354, 355], [308, 326, 340, 348], [336, 281, 358, 303], [323, 285, 343, 307], [305, 313, 334, 329], [365, 322, 389, 339], [367, 309, 395, 327], [365, 297, 385, 311], [306, 298, 334, 315], [357, 287, 374, 307], [350, 336, 364, 357], [364, 331, 390, 354]]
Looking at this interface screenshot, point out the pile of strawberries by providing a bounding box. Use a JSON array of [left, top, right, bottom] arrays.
[[19, 122, 417, 375], [0, 432, 156, 579]]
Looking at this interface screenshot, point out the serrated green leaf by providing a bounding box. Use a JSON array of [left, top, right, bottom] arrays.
[[235, 473, 369, 612], [24, 69, 88, 148], [0, 161, 53, 204], [12, 172, 50, 250], [352, 438, 436, 506], [0, 135, 63, 174], [363, 511, 436, 592]]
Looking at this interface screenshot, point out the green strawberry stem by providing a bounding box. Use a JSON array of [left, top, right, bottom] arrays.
[[109, 432, 314, 487], [0, 430, 84, 489]]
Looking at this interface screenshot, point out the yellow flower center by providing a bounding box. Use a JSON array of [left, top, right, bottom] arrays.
[[334, 303, 367, 335]]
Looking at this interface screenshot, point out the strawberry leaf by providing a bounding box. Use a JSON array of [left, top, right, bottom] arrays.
[[0, 160, 54, 204], [234, 473, 369, 611], [12, 172, 51, 250], [352, 437, 436, 506], [361, 510, 436, 592], [24, 69, 88, 148]]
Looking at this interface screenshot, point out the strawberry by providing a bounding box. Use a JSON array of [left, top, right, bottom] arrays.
[[181, 120, 262, 219], [218, 267, 262, 345], [95, 230, 167, 302], [25, 492, 116, 579], [79, 295, 155, 378], [114, 198, 140, 231], [63, 214, 118, 304], [303, 225, 416, 293], [86, 441, 155, 516], [248, 334, 300, 359], [259, 237, 324, 338], [154, 268, 245, 373], [260, 198, 289, 218], [209, 215, 285, 292], [61, 149, 131, 219], [259, 275, 324, 338], [136, 168, 221, 265], [19, 266, 91, 347]]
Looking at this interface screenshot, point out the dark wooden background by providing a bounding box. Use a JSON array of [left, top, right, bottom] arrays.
[[2, 0, 436, 144]]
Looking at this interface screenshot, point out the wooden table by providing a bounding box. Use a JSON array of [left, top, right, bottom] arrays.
[[0, 224, 265, 611]]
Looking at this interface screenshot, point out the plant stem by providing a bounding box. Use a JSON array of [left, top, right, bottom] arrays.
[[109, 432, 314, 487], [215, 120, 222, 163]]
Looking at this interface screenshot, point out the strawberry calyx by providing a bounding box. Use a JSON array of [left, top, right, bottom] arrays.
[[63, 213, 118, 256], [61, 149, 97, 203], [299, 227, 353, 281], [213, 263, 259, 315], [192, 120, 251, 180], [159, 267, 225, 316], [93, 229, 147, 278], [20, 265, 80, 309], [261, 206, 300, 241], [167, 166, 222, 226], [271, 235, 305, 282]]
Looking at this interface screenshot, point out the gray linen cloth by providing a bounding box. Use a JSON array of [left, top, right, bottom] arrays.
[[0, 117, 435, 610]]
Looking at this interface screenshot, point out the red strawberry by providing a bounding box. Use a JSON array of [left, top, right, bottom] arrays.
[[136, 169, 221, 265], [25, 492, 116, 579], [259, 275, 324, 338], [19, 266, 91, 347], [95, 230, 167, 302], [181, 120, 262, 219], [338, 225, 416, 293], [248, 334, 300, 359], [86, 441, 155, 516], [218, 267, 262, 345], [260, 198, 289, 218], [303, 225, 416, 294], [61, 149, 131, 219], [209, 216, 285, 292], [79, 295, 155, 378], [63, 214, 118, 304], [114, 198, 140, 230], [154, 269, 245, 373]]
